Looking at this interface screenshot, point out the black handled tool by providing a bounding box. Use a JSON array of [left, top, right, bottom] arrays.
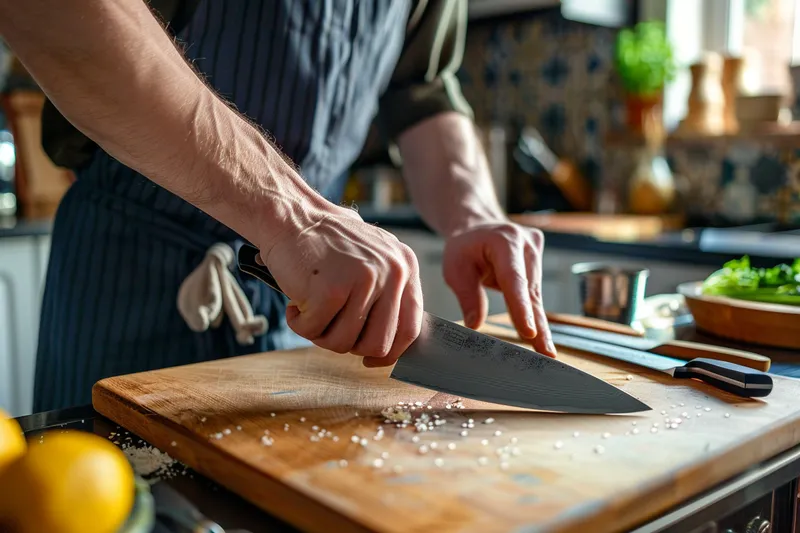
[[550, 332, 773, 398]]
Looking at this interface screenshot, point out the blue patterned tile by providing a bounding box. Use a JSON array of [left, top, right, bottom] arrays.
[[719, 159, 736, 187], [483, 65, 499, 88], [540, 104, 566, 137], [540, 56, 570, 87], [585, 117, 599, 135], [751, 155, 786, 194], [587, 54, 602, 73]]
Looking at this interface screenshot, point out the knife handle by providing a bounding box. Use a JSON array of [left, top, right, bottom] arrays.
[[651, 340, 771, 372], [237, 244, 287, 297], [672, 358, 773, 398]]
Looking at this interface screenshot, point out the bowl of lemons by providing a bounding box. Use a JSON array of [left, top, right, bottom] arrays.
[[0, 409, 153, 533]]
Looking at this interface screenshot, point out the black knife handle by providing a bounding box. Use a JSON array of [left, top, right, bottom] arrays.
[[672, 358, 773, 398], [237, 244, 287, 296]]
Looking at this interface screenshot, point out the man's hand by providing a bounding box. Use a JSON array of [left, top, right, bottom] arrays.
[[264, 206, 424, 368], [396, 113, 555, 357], [442, 222, 556, 358]]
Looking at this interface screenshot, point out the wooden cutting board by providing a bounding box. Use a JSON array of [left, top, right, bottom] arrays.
[[93, 315, 800, 533]]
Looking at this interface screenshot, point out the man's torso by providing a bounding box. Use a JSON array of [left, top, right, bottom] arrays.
[[73, 0, 410, 239]]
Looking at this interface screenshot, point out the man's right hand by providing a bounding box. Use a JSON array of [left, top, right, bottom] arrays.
[[262, 206, 424, 367]]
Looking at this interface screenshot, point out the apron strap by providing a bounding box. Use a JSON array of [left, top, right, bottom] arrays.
[[177, 243, 268, 345]]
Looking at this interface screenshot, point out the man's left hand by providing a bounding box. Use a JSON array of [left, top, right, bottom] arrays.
[[442, 221, 557, 358]]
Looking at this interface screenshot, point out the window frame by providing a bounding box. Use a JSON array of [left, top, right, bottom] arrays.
[[641, 0, 799, 130]]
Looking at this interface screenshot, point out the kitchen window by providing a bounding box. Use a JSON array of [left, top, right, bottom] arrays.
[[651, 0, 800, 130]]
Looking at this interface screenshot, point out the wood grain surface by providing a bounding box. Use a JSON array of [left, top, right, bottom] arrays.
[[509, 213, 685, 241], [93, 315, 800, 533]]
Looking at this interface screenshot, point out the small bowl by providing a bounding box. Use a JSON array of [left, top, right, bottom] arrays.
[[118, 475, 155, 533]]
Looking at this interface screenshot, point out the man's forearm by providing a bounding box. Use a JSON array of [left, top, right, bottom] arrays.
[[396, 112, 506, 237], [0, 0, 327, 249]]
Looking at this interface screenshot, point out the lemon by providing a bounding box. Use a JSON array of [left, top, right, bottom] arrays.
[[0, 409, 25, 475], [0, 430, 135, 533]]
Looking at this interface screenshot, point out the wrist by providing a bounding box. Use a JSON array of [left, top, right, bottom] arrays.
[[189, 97, 336, 249], [440, 201, 507, 238]]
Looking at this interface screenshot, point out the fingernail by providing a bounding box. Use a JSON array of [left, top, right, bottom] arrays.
[[466, 312, 477, 328], [547, 339, 557, 356], [526, 313, 536, 333]]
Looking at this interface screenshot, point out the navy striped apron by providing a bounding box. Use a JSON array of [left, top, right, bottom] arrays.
[[34, 0, 410, 412]]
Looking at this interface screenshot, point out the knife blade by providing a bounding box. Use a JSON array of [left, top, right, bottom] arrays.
[[237, 244, 650, 414], [550, 332, 773, 398], [547, 323, 772, 372]]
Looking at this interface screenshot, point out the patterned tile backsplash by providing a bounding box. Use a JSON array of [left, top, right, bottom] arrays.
[[459, 9, 800, 224]]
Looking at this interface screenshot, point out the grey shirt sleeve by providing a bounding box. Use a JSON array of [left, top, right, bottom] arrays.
[[374, 0, 474, 143]]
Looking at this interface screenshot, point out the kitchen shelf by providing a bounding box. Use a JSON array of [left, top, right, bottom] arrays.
[[605, 122, 800, 149]]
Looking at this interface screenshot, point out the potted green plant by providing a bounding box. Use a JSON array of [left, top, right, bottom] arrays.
[[614, 21, 676, 133]]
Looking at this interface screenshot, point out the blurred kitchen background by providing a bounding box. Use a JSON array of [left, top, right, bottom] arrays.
[[2, 0, 800, 416]]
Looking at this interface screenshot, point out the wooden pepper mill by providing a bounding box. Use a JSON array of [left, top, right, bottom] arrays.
[[675, 53, 726, 136], [721, 56, 743, 134]]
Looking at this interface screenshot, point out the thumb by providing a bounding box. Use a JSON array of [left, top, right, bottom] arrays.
[[444, 263, 488, 330]]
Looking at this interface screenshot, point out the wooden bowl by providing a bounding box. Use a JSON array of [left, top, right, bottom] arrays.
[[677, 281, 800, 350]]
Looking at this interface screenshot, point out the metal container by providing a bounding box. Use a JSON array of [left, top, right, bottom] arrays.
[[571, 262, 649, 325]]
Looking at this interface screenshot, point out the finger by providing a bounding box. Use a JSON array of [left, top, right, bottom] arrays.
[[286, 280, 348, 340], [490, 244, 536, 340], [364, 276, 424, 367], [444, 261, 488, 330], [312, 277, 377, 354], [351, 274, 404, 360], [525, 245, 556, 358]]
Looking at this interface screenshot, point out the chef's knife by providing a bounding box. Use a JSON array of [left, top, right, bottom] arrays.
[[549, 324, 771, 372], [486, 320, 772, 372], [550, 332, 773, 398], [237, 244, 650, 414]]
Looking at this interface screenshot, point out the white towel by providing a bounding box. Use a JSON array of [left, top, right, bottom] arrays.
[[177, 243, 268, 345]]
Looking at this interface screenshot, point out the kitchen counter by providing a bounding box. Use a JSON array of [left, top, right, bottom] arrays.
[[3, 210, 796, 266], [14, 319, 800, 533], [356, 207, 799, 266]]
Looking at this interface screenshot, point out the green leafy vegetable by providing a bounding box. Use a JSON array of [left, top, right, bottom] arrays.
[[701, 255, 800, 306], [614, 21, 676, 97]]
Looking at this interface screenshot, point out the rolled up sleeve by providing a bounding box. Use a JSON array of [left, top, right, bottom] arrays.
[[376, 0, 474, 142]]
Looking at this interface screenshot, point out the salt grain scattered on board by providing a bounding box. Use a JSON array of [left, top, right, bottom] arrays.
[[122, 444, 177, 479]]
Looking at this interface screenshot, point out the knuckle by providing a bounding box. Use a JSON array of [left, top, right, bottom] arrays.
[[400, 243, 417, 261], [369, 337, 393, 359], [320, 283, 348, 305], [529, 282, 543, 303], [395, 320, 420, 346], [403, 252, 420, 274], [506, 269, 527, 286], [294, 321, 325, 340], [529, 228, 545, 246], [327, 341, 352, 355], [357, 262, 379, 286], [499, 223, 522, 239], [386, 255, 409, 278]]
